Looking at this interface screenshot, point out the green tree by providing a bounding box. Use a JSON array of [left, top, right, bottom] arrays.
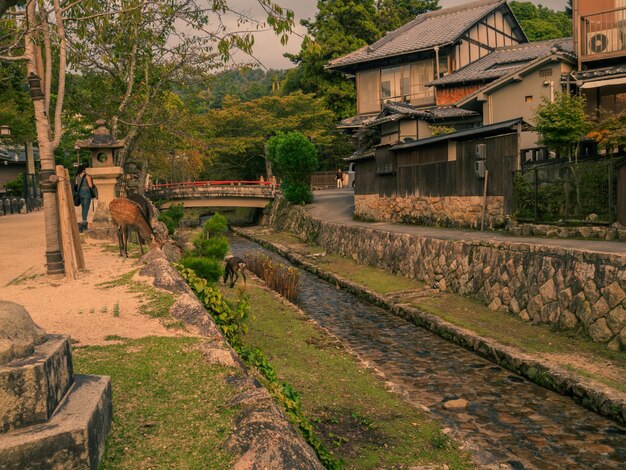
[[267, 132, 318, 204], [534, 92, 590, 161], [510, 1, 572, 41], [204, 92, 334, 180], [282, 0, 382, 119], [375, 0, 439, 32]]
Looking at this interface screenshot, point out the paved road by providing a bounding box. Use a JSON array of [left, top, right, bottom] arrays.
[[308, 189, 626, 255]]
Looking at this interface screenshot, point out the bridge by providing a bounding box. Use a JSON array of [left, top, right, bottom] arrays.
[[146, 180, 278, 209]]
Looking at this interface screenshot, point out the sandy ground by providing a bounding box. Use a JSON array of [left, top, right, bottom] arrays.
[[0, 209, 192, 346]]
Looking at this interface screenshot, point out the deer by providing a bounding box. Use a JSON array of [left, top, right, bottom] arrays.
[[110, 194, 164, 258], [223, 256, 247, 288]]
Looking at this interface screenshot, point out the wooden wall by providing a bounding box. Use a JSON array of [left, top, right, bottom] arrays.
[[356, 133, 519, 209]]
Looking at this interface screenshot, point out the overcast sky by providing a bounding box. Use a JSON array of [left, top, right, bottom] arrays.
[[228, 0, 568, 70]]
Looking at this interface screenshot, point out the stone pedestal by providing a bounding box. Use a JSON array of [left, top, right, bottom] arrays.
[[86, 166, 123, 240], [0, 301, 112, 469]]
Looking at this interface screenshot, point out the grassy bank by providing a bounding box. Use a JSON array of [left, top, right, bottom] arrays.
[[73, 337, 239, 469], [227, 283, 472, 469]]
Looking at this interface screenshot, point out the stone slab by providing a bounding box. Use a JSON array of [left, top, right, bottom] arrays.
[[0, 374, 112, 470], [0, 335, 73, 433]]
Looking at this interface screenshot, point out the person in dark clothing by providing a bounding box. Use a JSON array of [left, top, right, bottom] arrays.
[[336, 168, 343, 188], [74, 164, 94, 232]]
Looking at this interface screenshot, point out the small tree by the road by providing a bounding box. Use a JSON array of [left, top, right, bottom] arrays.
[[534, 92, 590, 162], [267, 132, 318, 204]]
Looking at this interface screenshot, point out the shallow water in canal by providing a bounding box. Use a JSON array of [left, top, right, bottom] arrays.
[[230, 236, 626, 469]]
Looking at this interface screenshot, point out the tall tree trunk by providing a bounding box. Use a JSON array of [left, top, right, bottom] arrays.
[[24, 1, 64, 274]]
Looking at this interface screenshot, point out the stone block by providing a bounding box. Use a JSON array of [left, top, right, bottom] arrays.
[[607, 306, 626, 335], [509, 297, 520, 315], [589, 318, 613, 343], [593, 297, 610, 319], [0, 335, 73, 433], [583, 280, 600, 304], [0, 374, 111, 470], [526, 295, 543, 320], [559, 310, 578, 329], [557, 288, 573, 309], [603, 282, 625, 309], [539, 279, 557, 303]]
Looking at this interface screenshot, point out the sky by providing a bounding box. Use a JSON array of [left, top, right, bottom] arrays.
[[227, 0, 569, 70]]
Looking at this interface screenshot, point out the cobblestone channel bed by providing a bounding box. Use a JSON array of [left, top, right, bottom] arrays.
[[230, 236, 626, 469]]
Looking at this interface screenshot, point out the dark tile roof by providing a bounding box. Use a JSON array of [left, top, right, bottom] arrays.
[[345, 149, 376, 162], [390, 118, 526, 151], [363, 102, 479, 127], [430, 37, 574, 86], [338, 115, 371, 129], [572, 65, 626, 81], [328, 0, 514, 71]]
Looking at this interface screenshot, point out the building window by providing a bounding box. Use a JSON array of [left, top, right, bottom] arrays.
[[539, 68, 553, 77], [525, 95, 534, 102]]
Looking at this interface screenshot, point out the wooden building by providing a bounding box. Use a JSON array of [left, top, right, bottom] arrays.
[[351, 119, 524, 228]]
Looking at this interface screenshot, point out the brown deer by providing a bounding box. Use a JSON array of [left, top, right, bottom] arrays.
[[110, 194, 164, 258], [223, 256, 247, 288]]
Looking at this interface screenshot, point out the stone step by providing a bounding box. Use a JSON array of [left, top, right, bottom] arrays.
[[0, 374, 112, 470], [0, 335, 73, 433]]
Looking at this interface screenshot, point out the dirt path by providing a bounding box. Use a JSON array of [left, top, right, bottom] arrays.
[[0, 211, 191, 346]]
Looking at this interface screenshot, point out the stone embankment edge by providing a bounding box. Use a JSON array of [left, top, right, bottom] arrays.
[[233, 228, 626, 426], [135, 248, 324, 470]]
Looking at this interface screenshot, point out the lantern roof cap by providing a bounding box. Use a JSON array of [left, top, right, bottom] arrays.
[[76, 120, 124, 149]]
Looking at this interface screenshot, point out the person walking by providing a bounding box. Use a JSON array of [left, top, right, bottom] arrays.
[[74, 164, 94, 232], [336, 168, 343, 189]]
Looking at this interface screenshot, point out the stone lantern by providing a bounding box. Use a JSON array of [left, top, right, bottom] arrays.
[[75, 120, 124, 239]]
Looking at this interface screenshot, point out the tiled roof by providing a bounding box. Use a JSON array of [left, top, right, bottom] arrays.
[[390, 118, 526, 151], [572, 65, 626, 81], [430, 37, 574, 86], [345, 149, 376, 162], [363, 102, 479, 127], [338, 115, 370, 129], [327, 0, 512, 71]]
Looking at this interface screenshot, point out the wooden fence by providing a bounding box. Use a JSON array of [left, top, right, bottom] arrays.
[[311, 171, 337, 189]]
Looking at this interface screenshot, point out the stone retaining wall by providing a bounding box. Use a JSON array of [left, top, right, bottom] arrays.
[[138, 248, 323, 469], [354, 194, 505, 229], [509, 221, 626, 242], [269, 197, 626, 350]]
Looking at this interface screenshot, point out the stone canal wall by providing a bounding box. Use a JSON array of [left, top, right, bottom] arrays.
[[268, 198, 626, 350], [354, 194, 505, 229]]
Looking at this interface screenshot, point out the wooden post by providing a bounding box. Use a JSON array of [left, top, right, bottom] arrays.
[[55, 165, 77, 279], [480, 170, 489, 232], [63, 168, 85, 270]]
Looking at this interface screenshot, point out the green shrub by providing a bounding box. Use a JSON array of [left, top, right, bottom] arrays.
[[267, 132, 318, 205], [203, 212, 228, 235], [158, 204, 185, 235], [5, 174, 24, 197], [158, 214, 176, 235], [179, 256, 223, 284], [177, 265, 249, 346]]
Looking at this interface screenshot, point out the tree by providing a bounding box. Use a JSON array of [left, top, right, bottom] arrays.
[[267, 132, 318, 204], [282, 0, 383, 119], [510, 1, 571, 41], [589, 111, 626, 153], [203, 92, 335, 180], [0, 0, 21, 18], [534, 93, 590, 161], [375, 0, 439, 32], [0, 0, 294, 275]]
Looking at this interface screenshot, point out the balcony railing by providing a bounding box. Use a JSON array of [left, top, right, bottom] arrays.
[[580, 7, 626, 61]]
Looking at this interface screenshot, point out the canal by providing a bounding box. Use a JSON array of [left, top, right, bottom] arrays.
[[230, 235, 625, 469]]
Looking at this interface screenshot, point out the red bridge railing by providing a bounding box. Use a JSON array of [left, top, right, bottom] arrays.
[[149, 180, 276, 190]]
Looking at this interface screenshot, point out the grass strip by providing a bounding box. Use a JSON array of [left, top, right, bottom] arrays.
[[73, 337, 238, 469], [229, 284, 472, 469]]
